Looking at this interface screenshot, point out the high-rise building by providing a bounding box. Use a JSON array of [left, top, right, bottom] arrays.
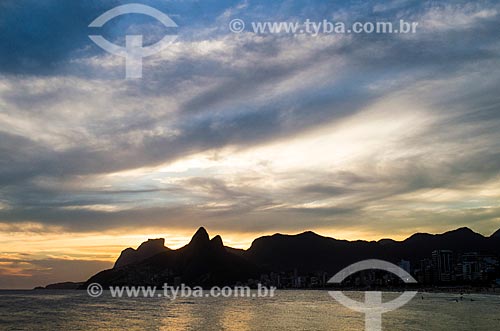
[[432, 250, 453, 282]]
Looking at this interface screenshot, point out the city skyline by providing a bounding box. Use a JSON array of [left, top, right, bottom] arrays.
[[36, 226, 500, 291], [3, 225, 499, 289]]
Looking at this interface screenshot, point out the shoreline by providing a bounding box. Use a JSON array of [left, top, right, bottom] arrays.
[[2, 287, 499, 296]]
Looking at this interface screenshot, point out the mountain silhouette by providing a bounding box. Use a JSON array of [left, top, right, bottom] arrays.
[[491, 228, 500, 238], [246, 227, 500, 274], [114, 238, 169, 268], [85, 227, 260, 287], [82, 226, 500, 288]]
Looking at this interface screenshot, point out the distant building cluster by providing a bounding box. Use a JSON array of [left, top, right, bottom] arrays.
[[253, 250, 500, 289], [255, 270, 331, 289], [413, 250, 499, 285]]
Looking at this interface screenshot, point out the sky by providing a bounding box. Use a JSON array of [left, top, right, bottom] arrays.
[[1, 0, 500, 288]]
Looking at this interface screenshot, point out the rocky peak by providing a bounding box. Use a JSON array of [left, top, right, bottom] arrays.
[[114, 238, 168, 268], [210, 235, 225, 251], [137, 238, 166, 252], [492, 228, 500, 238], [188, 227, 210, 247]]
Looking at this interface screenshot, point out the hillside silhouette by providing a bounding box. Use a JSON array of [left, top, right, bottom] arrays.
[[80, 226, 500, 288]]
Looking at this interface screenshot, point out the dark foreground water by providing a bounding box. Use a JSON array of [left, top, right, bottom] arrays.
[[0, 290, 499, 330]]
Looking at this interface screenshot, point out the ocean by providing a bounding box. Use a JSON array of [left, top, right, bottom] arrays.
[[0, 290, 499, 330]]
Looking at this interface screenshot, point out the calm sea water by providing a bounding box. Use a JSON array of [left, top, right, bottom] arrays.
[[0, 290, 499, 330]]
